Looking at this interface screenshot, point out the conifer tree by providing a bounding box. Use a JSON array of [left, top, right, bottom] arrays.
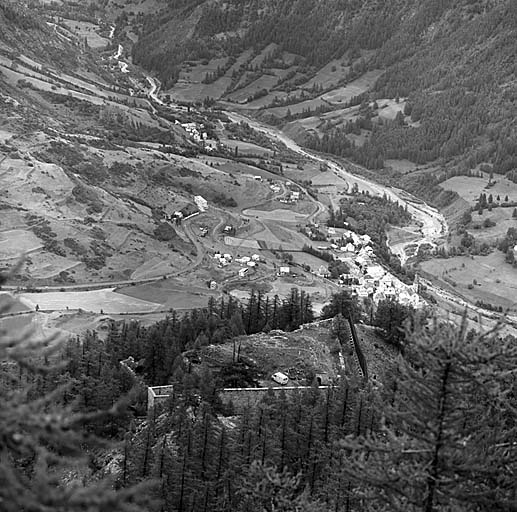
[[339, 315, 517, 511], [0, 293, 150, 511]]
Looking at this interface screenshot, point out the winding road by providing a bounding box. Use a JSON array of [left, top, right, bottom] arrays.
[[225, 111, 447, 261]]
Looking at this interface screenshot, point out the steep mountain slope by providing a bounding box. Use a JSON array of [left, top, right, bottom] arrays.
[[132, 0, 517, 178]]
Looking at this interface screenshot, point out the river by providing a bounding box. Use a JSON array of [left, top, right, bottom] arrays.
[[224, 111, 447, 262]]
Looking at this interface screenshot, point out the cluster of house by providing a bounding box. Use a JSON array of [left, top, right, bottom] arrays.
[[212, 252, 262, 277], [319, 229, 374, 256], [177, 121, 207, 143], [344, 257, 422, 308], [280, 190, 301, 203], [176, 121, 218, 151], [309, 227, 423, 308]]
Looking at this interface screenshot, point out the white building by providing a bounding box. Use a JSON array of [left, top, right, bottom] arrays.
[[194, 195, 208, 212], [279, 266, 290, 276], [239, 268, 249, 278]]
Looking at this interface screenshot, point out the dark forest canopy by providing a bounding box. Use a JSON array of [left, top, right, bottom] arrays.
[[132, 0, 517, 176], [5, 291, 516, 511]]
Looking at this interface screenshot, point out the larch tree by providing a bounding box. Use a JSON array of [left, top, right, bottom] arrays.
[[0, 291, 151, 511], [338, 314, 517, 511]]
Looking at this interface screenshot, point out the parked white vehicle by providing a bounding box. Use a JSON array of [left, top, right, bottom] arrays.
[[271, 372, 289, 385]]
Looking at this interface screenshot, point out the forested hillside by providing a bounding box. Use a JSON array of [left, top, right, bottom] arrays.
[[6, 291, 516, 511], [132, 0, 517, 177]]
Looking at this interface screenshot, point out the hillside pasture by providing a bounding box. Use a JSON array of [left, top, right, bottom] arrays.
[[421, 252, 517, 311], [441, 175, 517, 205], [385, 159, 418, 173], [27, 253, 82, 279], [300, 58, 350, 91], [243, 90, 291, 109], [249, 43, 279, 69], [376, 98, 406, 121], [321, 70, 383, 105], [219, 138, 273, 157], [180, 57, 229, 83], [227, 74, 280, 103], [264, 97, 330, 118], [60, 19, 108, 49], [467, 207, 517, 242], [0, 230, 43, 260]]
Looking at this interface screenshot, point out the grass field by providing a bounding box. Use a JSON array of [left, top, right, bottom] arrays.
[[244, 208, 309, 223], [376, 98, 406, 121], [0, 230, 43, 260], [441, 175, 517, 205], [219, 138, 273, 157], [466, 207, 517, 242], [19, 288, 161, 313], [321, 70, 383, 104], [264, 97, 329, 118], [228, 74, 280, 103], [180, 57, 229, 83], [60, 19, 108, 49], [249, 43, 279, 68], [117, 279, 217, 310], [301, 59, 350, 91], [420, 252, 517, 311], [385, 159, 418, 173], [224, 236, 261, 250]]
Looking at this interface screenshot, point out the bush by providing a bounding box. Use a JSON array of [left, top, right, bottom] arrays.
[[153, 222, 177, 241]]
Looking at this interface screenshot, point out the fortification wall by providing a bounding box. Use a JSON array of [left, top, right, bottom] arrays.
[[148, 385, 330, 413]]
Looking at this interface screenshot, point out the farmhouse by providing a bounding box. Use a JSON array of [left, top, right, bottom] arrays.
[[238, 268, 249, 278], [279, 266, 290, 276]]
